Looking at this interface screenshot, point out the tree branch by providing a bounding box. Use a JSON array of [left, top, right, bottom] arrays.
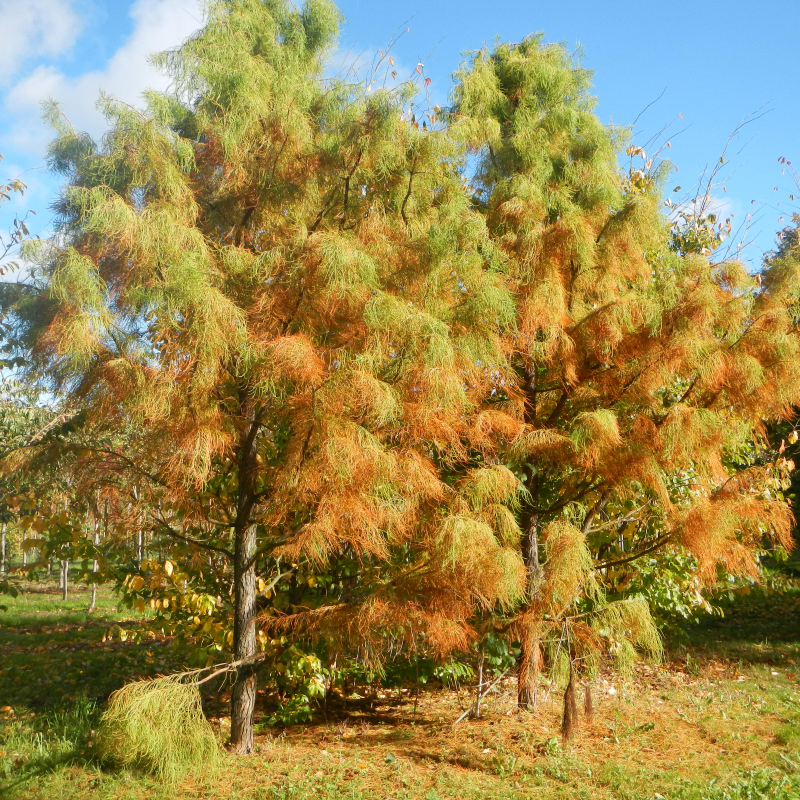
[[152, 516, 234, 559], [401, 160, 416, 226], [593, 533, 673, 571]]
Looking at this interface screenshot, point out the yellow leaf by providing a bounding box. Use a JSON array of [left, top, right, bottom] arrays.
[[164, 560, 174, 577], [129, 575, 145, 592]]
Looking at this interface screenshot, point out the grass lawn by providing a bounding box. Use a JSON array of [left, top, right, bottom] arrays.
[[0, 570, 176, 712], [2, 577, 800, 799]]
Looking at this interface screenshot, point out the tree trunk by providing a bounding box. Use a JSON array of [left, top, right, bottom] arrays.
[[61, 559, 69, 601], [517, 365, 545, 709], [518, 615, 543, 708], [88, 512, 100, 613], [229, 521, 257, 753], [229, 413, 262, 755], [518, 512, 544, 709], [475, 651, 485, 719], [0, 523, 6, 576]]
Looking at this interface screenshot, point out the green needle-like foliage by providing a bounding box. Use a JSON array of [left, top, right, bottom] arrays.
[[99, 673, 221, 783]]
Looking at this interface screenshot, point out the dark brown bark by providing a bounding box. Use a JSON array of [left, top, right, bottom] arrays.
[[229, 521, 258, 753], [517, 360, 546, 709], [229, 413, 262, 755], [561, 662, 578, 741], [400, 160, 417, 226]]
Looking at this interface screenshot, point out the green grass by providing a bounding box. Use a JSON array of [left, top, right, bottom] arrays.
[[2, 580, 800, 799], [0, 575, 174, 711], [682, 588, 800, 665], [0, 698, 101, 796]]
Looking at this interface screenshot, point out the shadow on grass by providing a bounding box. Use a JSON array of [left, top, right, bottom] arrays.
[[0, 698, 106, 795], [0, 593, 178, 711], [668, 587, 800, 665]]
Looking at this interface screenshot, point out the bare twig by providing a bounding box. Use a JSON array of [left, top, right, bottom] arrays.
[[453, 667, 512, 725]]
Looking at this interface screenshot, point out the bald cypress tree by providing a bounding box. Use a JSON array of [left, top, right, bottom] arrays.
[[5, 0, 526, 751], [452, 38, 800, 707]]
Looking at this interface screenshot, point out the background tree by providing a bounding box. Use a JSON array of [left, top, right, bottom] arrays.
[[0, 374, 63, 595]]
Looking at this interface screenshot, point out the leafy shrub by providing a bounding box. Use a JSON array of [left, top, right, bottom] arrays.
[[618, 553, 716, 631], [672, 769, 800, 799], [259, 646, 326, 726]]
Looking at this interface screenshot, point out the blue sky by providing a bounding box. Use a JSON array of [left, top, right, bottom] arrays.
[[1, 0, 797, 265]]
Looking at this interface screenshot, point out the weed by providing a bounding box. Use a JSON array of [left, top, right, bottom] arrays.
[[489, 750, 518, 777], [544, 736, 562, 756], [670, 769, 800, 799], [775, 722, 800, 750]]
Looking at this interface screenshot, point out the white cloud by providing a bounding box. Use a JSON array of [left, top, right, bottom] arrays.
[[4, 0, 204, 155], [0, 0, 81, 86]]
